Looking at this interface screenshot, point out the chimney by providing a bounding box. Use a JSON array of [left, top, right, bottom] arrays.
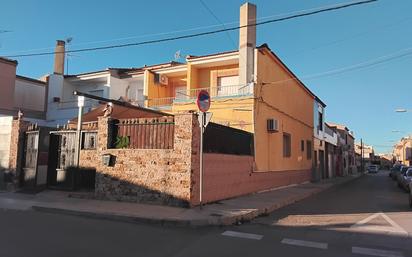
[[53, 40, 65, 75], [239, 2, 256, 85]]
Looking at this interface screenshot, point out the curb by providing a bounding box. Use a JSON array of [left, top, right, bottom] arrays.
[[32, 174, 364, 227], [31, 205, 202, 227]]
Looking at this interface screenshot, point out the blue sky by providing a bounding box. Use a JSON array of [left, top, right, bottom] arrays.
[[1, 0, 411, 153]]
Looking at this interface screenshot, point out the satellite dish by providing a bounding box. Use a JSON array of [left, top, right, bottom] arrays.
[[65, 37, 73, 44]]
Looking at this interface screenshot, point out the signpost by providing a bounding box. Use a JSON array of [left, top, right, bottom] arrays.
[[75, 95, 85, 167], [197, 90, 212, 208]]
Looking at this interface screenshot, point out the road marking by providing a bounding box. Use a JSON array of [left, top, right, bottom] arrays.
[[221, 231, 263, 240], [352, 246, 404, 257], [351, 212, 408, 235], [281, 238, 328, 249]]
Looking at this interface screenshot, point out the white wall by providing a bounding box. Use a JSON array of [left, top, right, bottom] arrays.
[[126, 76, 145, 106], [314, 101, 325, 140], [109, 76, 129, 100], [324, 131, 338, 146], [46, 74, 110, 125], [46, 74, 64, 122], [0, 116, 13, 170], [14, 78, 45, 112]]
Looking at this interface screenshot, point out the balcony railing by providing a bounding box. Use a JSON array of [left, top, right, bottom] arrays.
[[148, 84, 254, 108]]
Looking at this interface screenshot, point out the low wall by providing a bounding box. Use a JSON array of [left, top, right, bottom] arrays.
[[195, 153, 311, 204], [88, 114, 199, 207]]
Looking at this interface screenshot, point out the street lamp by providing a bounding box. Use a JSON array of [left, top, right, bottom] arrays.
[[395, 109, 408, 113]]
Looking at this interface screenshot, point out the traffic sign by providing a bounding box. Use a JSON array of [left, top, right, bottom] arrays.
[[198, 112, 212, 129], [196, 90, 210, 112]]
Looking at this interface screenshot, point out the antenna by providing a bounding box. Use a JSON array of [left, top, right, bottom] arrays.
[[65, 37, 73, 74], [174, 50, 181, 61]]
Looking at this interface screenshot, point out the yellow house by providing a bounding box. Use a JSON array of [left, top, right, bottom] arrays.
[[137, 3, 320, 175]]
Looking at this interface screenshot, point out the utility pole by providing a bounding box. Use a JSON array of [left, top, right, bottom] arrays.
[[361, 138, 364, 172]]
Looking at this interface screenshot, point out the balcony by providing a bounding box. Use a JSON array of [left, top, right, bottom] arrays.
[[147, 83, 254, 109]]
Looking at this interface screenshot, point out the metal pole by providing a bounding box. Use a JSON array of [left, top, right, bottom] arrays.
[[75, 96, 84, 167], [361, 138, 364, 172], [199, 112, 204, 209]]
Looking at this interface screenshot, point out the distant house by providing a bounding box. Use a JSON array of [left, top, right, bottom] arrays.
[[0, 57, 46, 187], [327, 123, 356, 176], [393, 137, 412, 165]]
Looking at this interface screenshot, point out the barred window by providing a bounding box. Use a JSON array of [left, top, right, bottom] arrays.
[[283, 133, 291, 158], [306, 140, 312, 160], [82, 132, 97, 150]]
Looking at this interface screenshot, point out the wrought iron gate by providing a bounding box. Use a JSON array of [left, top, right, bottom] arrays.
[[48, 130, 77, 189], [22, 131, 39, 187]]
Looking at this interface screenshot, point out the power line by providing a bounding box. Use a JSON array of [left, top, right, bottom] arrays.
[[0, 1, 371, 55], [198, 0, 237, 47], [261, 45, 412, 86], [2, 0, 377, 58]]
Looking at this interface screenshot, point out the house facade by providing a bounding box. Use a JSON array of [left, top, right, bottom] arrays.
[[393, 137, 412, 165], [313, 98, 326, 181], [0, 57, 47, 187], [324, 123, 338, 178], [327, 123, 356, 176], [2, 2, 361, 206]]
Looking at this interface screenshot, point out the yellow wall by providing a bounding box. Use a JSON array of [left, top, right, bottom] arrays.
[[173, 63, 253, 131], [145, 70, 186, 107], [172, 97, 254, 132], [254, 48, 314, 172]]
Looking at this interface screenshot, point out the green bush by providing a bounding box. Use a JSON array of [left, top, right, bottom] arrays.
[[115, 136, 130, 149]]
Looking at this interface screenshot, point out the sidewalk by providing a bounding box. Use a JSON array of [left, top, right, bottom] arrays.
[[0, 173, 363, 227]]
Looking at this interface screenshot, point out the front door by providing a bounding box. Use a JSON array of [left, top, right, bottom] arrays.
[[22, 131, 39, 188], [47, 131, 76, 189]]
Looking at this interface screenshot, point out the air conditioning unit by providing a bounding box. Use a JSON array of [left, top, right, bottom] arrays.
[[267, 119, 279, 132], [154, 73, 168, 86]]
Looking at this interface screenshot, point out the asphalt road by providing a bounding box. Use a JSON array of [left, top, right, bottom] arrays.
[[1, 170, 411, 257]]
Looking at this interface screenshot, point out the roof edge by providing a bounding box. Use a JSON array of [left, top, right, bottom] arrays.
[[257, 43, 326, 107]]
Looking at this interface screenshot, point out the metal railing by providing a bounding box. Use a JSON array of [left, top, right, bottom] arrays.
[[148, 84, 254, 108]]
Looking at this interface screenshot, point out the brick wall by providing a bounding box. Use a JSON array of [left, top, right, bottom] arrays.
[[8, 119, 29, 187], [85, 114, 199, 207]]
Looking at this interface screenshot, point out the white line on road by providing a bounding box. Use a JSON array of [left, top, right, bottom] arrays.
[[221, 230, 263, 240], [351, 212, 408, 235], [352, 246, 404, 257], [281, 238, 328, 250]]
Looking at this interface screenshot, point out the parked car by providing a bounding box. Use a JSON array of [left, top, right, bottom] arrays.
[[368, 165, 379, 173], [390, 164, 405, 180], [398, 168, 412, 192], [396, 166, 410, 187], [409, 182, 412, 207]]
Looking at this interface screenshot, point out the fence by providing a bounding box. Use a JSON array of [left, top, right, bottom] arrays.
[[148, 84, 254, 108], [203, 122, 254, 155], [176, 84, 253, 99], [113, 116, 175, 149]]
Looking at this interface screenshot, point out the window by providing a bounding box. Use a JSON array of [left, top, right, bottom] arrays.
[[82, 132, 98, 150], [306, 140, 312, 159], [217, 76, 239, 96], [283, 133, 291, 157], [301, 140, 305, 152], [318, 111, 323, 131]]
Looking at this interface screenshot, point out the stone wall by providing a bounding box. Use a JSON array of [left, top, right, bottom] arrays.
[[86, 114, 199, 207]]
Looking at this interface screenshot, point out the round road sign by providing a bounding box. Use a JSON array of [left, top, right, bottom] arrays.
[[196, 90, 210, 112]]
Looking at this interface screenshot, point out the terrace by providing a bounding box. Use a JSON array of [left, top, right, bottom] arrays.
[[147, 83, 254, 109]]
